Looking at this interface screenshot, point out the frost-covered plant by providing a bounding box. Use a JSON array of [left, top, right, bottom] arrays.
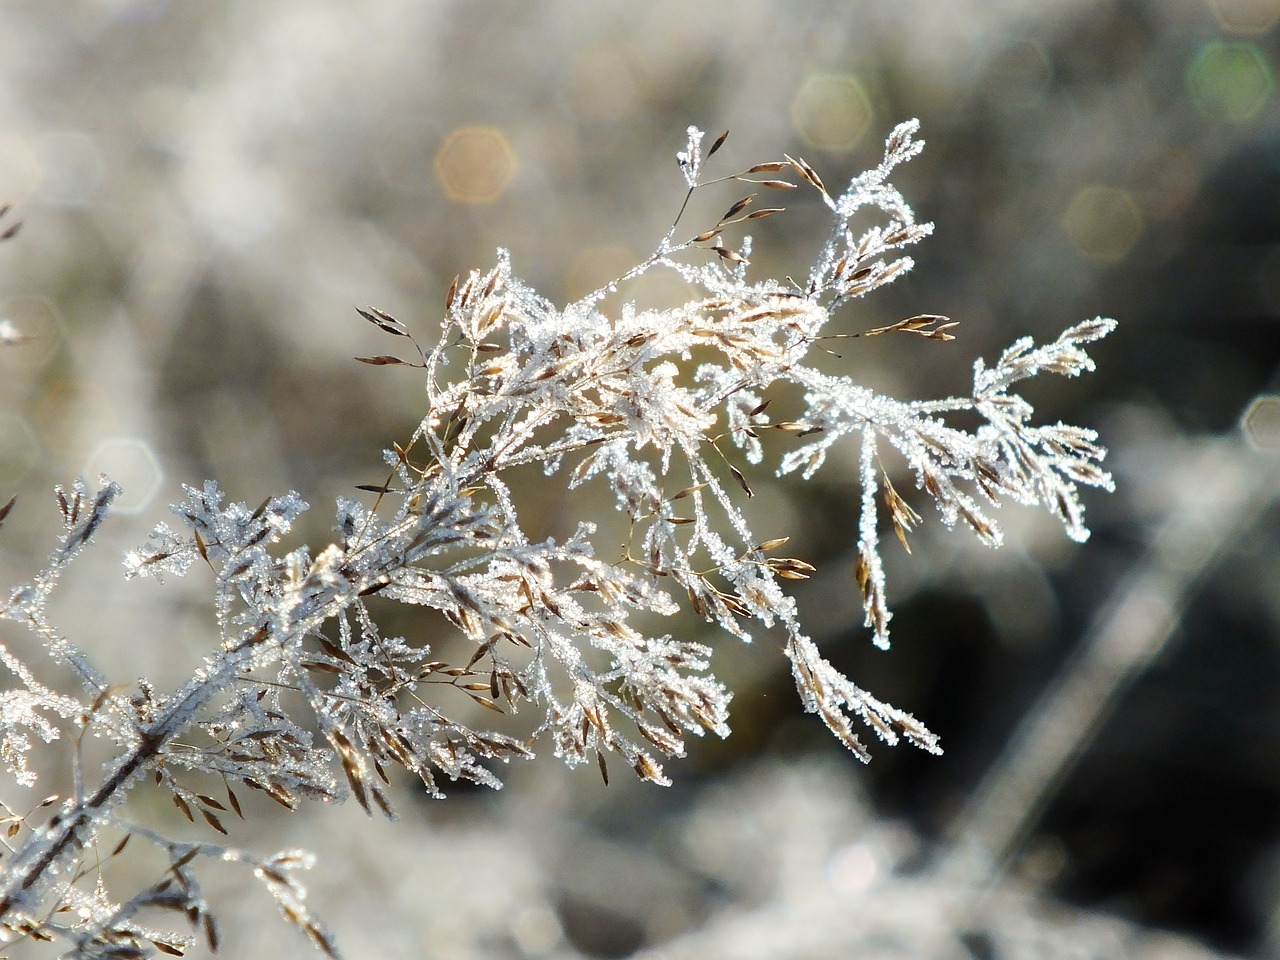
[[0, 121, 1113, 957]]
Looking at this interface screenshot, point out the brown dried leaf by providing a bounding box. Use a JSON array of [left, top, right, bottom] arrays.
[[633, 753, 664, 783], [203, 914, 220, 952], [854, 550, 870, 595], [755, 536, 789, 552], [372, 784, 395, 819], [717, 592, 750, 618], [881, 314, 957, 340], [358, 577, 392, 597], [687, 584, 708, 620], [356, 306, 407, 337], [769, 557, 815, 580], [882, 474, 921, 554], [784, 153, 828, 196], [959, 503, 995, 541], [263, 783, 297, 810], [668, 483, 706, 501], [713, 247, 749, 265], [308, 923, 340, 959], [465, 638, 496, 670], [343, 761, 369, 815], [719, 194, 755, 223], [305, 657, 346, 674]]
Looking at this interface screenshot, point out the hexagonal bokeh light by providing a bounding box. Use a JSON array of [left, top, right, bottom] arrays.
[[434, 126, 516, 205], [791, 73, 872, 153], [82, 437, 164, 514], [1187, 40, 1275, 124], [1209, 0, 1280, 35], [1242, 393, 1280, 452], [1063, 185, 1144, 263]]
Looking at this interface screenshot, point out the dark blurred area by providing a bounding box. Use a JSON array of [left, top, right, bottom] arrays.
[[4, 1, 1280, 958]]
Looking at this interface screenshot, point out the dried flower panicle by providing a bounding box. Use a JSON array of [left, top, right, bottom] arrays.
[[0, 121, 1113, 957]]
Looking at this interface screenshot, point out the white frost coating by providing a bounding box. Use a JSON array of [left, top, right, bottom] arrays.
[[0, 122, 1113, 954]]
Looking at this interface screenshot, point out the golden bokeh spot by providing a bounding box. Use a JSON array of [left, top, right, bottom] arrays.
[[1063, 186, 1143, 263], [791, 73, 872, 153], [1208, 0, 1280, 35], [1242, 394, 1280, 452], [435, 126, 516, 205]]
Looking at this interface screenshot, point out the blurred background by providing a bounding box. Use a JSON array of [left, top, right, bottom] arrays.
[[3, 0, 1280, 957]]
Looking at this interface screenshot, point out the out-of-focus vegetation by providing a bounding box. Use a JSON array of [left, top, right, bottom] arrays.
[[3, 1, 1279, 957]]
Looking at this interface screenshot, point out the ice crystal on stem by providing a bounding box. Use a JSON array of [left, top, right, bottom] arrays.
[[0, 121, 1113, 957]]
